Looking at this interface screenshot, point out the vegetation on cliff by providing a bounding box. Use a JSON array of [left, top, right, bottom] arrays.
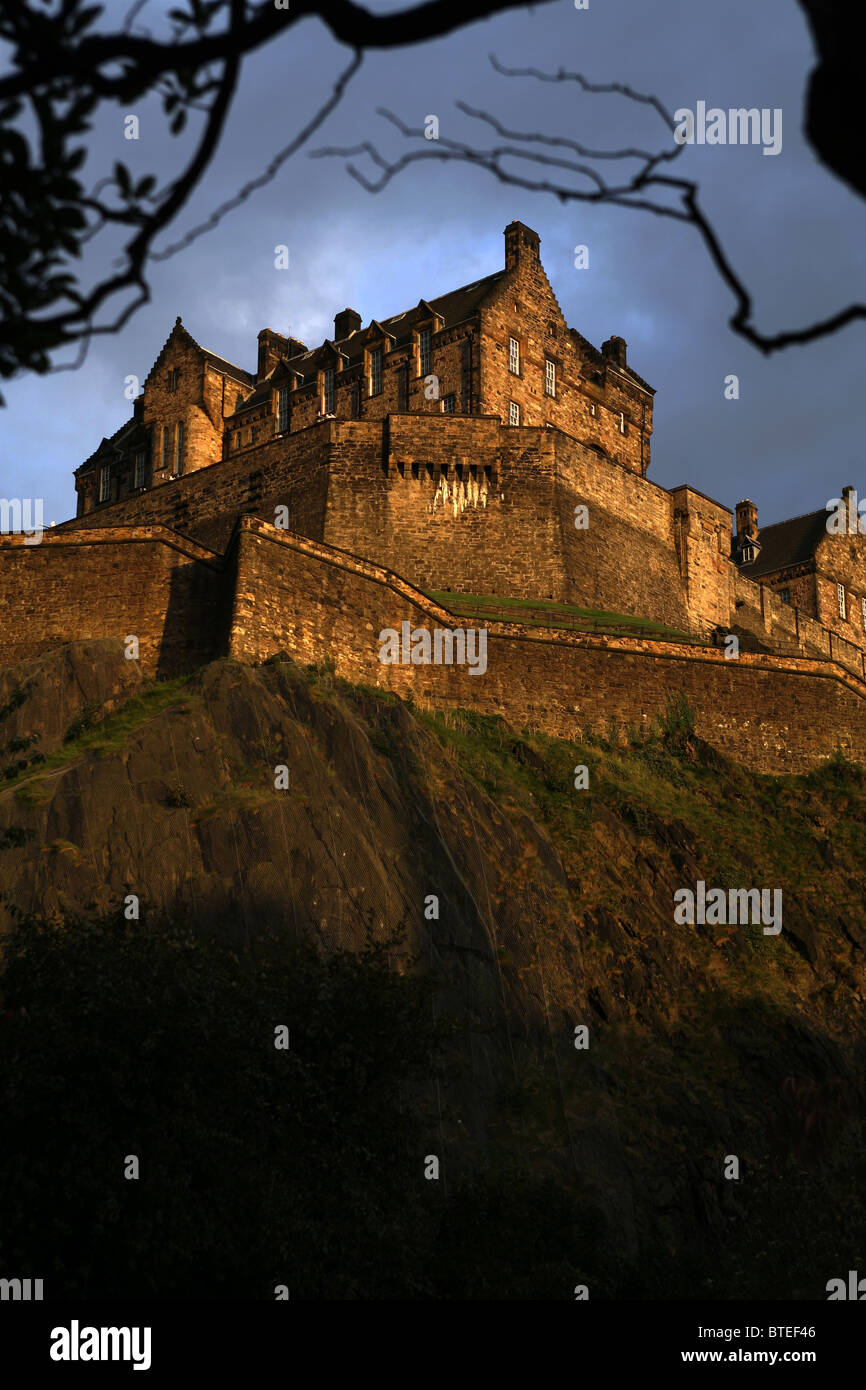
[[0, 643, 864, 1298]]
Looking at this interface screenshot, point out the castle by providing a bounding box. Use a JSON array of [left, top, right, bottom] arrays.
[[2, 221, 866, 773]]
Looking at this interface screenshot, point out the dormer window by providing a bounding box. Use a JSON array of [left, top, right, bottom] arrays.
[[99, 464, 110, 503], [277, 386, 289, 434], [323, 367, 335, 415], [740, 541, 756, 564]]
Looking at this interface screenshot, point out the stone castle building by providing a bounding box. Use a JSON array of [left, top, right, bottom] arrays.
[[73, 220, 652, 515], [3, 222, 866, 773]]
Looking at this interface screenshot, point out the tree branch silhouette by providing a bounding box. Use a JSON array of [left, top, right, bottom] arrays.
[[1, 0, 863, 402], [315, 53, 866, 356], [0, 0, 559, 402]]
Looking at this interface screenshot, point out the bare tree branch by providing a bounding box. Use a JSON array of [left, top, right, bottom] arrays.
[[151, 50, 363, 263], [0, 0, 563, 399], [316, 55, 866, 355]]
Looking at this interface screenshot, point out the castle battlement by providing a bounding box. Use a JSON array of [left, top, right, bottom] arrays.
[[4, 223, 866, 773]]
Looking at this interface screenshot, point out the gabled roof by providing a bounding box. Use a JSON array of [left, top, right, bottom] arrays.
[[144, 317, 253, 391], [738, 508, 828, 578]]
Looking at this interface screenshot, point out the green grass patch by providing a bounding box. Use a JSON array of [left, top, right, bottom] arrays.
[[423, 590, 696, 642], [0, 675, 197, 792]]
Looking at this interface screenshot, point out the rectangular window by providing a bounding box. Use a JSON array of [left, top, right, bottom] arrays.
[[167, 367, 180, 392], [509, 401, 519, 426], [99, 465, 110, 503], [162, 425, 171, 468], [370, 347, 383, 396], [175, 419, 184, 475], [398, 364, 409, 412], [838, 583, 847, 619], [250, 425, 257, 445], [619, 412, 627, 435], [419, 327, 432, 377], [323, 367, 335, 415], [133, 451, 146, 489], [781, 587, 790, 604], [589, 402, 596, 417], [234, 431, 241, 450], [545, 359, 556, 397], [862, 597, 866, 631], [508, 337, 520, 375], [442, 394, 456, 414], [277, 386, 289, 434]]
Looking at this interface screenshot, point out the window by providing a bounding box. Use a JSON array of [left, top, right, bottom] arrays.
[[323, 367, 335, 415], [370, 346, 383, 396], [545, 359, 556, 397], [509, 401, 520, 426], [161, 425, 171, 468], [442, 394, 456, 414], [781, 587, 790, 604], [175, 419, 184, 475], [862, 597, 866, 631], [397, 364, 409, 412], [838, 583, 847, 619], [133, 451, 146, 489], [419, 327, 432, 377], [619, 412, 627, 435], [234, 431, 241, 450], [167, 367, 180, 392], [277, 386, 289, 434], [352, 379, 362, 419], [99, 465, 110, 503], [508, 337, 520, 375], [250, 425, 257, 445], [589, 402, 597, 417]]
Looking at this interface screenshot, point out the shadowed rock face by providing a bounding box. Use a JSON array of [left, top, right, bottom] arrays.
[[1, 641, 865, 1297]]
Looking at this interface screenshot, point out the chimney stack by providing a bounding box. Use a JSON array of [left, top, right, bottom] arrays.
[[601, 336, 627, 368], [735, 499, 758, 540], [334, 308, 362, 341], [504, 221, 541, 271], [257, 328, 287, 379]]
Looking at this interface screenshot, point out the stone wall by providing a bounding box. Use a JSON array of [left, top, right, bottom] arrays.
[[0, 527, 224, 678], [227, 518, 866, 775]]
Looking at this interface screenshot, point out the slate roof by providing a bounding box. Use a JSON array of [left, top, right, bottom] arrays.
[[738, 508, 828, 578], [199, 347, 254, 387], [75, 415, 143, 474]]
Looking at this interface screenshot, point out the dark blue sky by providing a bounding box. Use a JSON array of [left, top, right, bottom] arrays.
[[3, 0, 864, 530]]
